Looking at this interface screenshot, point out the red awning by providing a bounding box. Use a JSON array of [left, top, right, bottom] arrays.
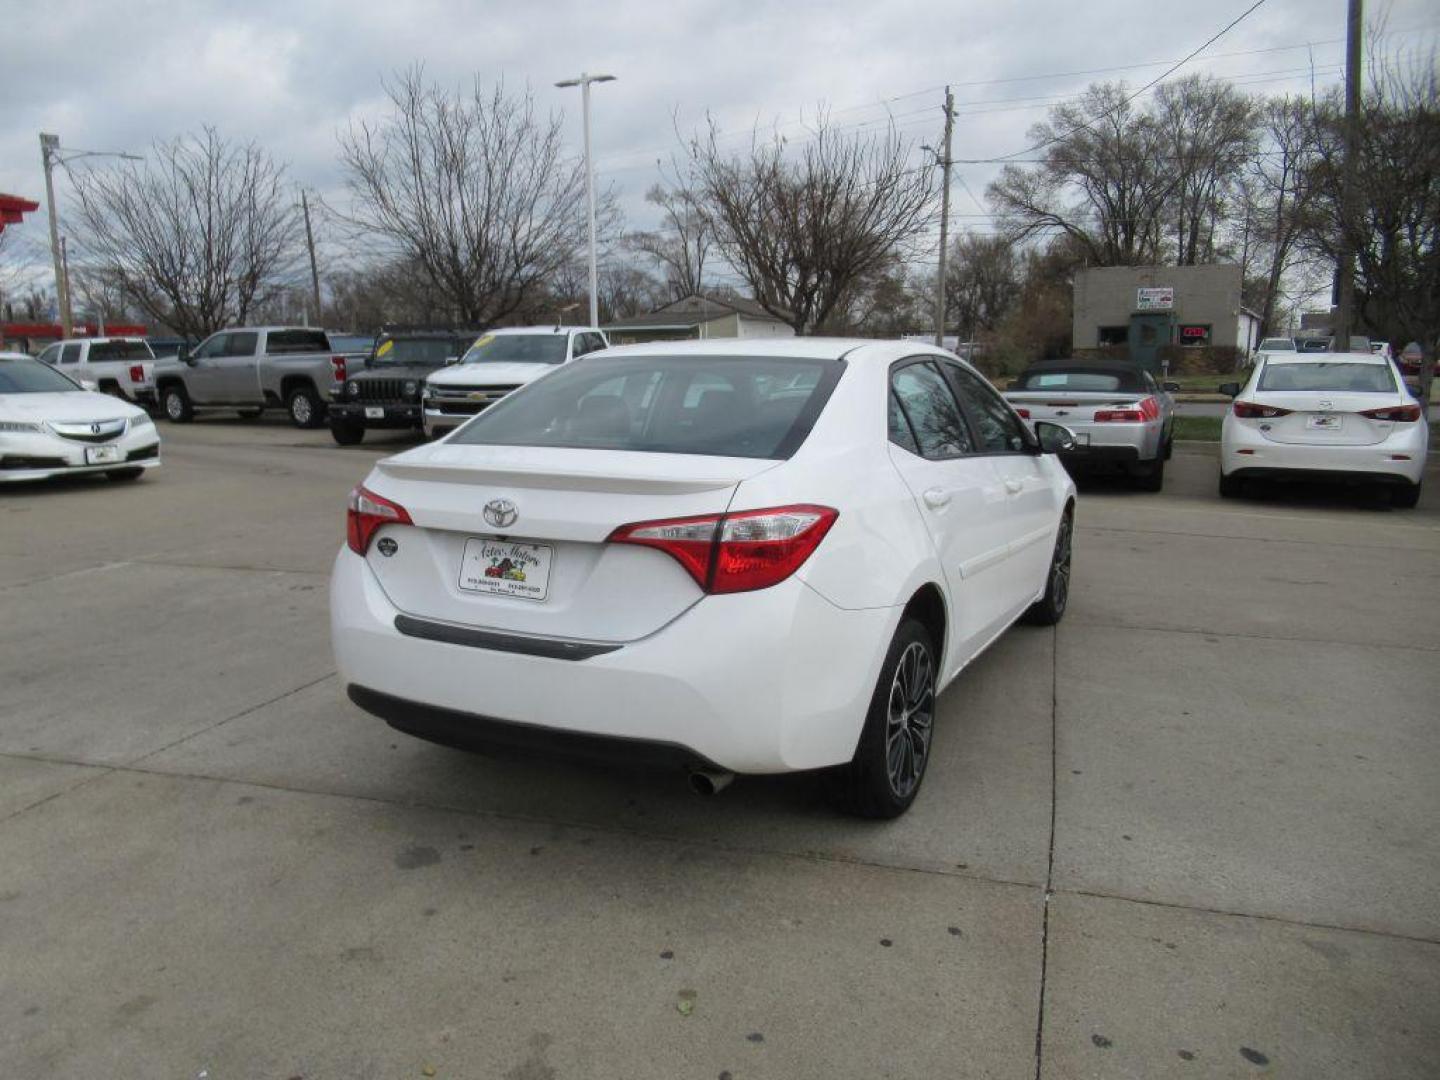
[[0, 193, 40, 234]]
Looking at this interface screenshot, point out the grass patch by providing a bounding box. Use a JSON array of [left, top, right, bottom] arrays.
[[1166, 373, 1239, 392], [1172, 415, 1222, 441]]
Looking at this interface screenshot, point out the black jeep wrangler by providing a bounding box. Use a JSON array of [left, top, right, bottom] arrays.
[[328, 328, 474, 445]]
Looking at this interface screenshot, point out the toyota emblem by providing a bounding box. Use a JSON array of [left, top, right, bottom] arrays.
[[483, 498, 518, 529]]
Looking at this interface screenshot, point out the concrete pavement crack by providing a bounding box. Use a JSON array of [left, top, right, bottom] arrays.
[[1065, 618, 1440, 652], [1033, 624, 1060, 1080]]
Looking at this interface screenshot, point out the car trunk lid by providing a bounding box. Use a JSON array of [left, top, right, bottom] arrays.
[[364, 444, 778, 643], [1003, 390, 1149, 423], [1244, 393, 1398, 446]]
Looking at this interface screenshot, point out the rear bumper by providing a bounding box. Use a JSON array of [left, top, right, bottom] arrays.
[[1221, 422, 1427, 485], [330, 547, 896, 773]]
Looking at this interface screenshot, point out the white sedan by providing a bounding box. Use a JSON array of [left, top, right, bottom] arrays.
[[0, 352, 161, 483], [331, 339, 1076, 817], [1219, 350, 1427, 508]]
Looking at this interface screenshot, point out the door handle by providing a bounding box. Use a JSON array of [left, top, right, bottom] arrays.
[[922, 487, 951, 508], [1004, 478, 1024, 495]]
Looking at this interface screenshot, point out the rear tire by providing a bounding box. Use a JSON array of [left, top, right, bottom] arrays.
[[1023, 510, 1072, 626], [161, 384, 193, 423], [330, 422, 365, 446], [1134, 455, 1165, 492], [1391, 482, 1421, 509], [105, 468, 145, 482], [286, 384, 325, 429], [1218, 472, 1243, 499], [822, 618, 936, 819]]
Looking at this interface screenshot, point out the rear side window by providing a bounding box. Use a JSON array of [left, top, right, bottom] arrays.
[[60, 344, 82, 364], [450, 354, 843, 459], [1257, 361, 1396, 393], [88, 340, 155, 362], [266, 330, 329, 354], [890, 361, 973, 458]]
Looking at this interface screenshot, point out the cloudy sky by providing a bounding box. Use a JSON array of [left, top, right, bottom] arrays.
[[2, 0, 1436, 299]]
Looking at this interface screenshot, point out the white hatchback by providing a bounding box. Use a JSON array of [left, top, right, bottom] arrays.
[[0, 353, 161, 484], [1219, 351, 1428, 507], [331, 339, 1077, 816]]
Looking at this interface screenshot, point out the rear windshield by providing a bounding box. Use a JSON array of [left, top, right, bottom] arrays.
[[461, 334, 568, 366], [0, 357, 80, 393], [266, 329, 332, 354], [1015, 369, 1139, 393], [89, 340, 154, 362], [1257, 361, 1396, 393], [372, 337, 459, 367], [450, 355, 843, 459]]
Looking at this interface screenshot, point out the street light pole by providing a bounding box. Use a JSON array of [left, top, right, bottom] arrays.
[[554, 72, 616, 329], [39, 134, 71, 337]]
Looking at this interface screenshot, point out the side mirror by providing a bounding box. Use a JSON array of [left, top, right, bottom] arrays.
[[1162, 381, 1181, 393], [1034, 420, 1077, 454], [178, 345, 193, 364], [1217, 382, 1241, 397]]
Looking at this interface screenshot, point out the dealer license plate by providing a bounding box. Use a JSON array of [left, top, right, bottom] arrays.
[[1307, 414, 1342, 431], [458, 538, 552, 601], [365, 406, 385, 419], [85, 445, 122, 465]]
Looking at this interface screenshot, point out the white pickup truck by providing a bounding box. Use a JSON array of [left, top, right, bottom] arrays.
[[35, 337, 158, 410], [153, 326, 348, 428]]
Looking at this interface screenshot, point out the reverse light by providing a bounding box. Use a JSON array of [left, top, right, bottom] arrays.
[[346, 485, 412, 555], [608, 504, 838, 594], [1359, 404, 1422, 422], [1232, 400, 1293, 419]]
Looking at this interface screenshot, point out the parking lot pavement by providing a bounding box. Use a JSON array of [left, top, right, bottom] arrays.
[[2, 422, 1438, 1077]]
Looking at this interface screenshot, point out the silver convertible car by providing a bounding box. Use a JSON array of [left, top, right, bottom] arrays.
[[0, 352, 161, 483]]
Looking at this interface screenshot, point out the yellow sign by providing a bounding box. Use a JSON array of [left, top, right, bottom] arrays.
[[472, 334, 495, 350], [376, 340, 394, 357]]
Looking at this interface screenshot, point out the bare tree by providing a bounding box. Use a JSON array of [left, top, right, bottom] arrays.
[[625, 185, 710, 299], [682, 116, 937, 334], [337, 68, 598, 326], [1154, 75, 1258, 265], [69, 128, 301, 339], [988, 84, 1176, 265], [1304, 46, 1440, 356], [944, 233, 1021, 341]]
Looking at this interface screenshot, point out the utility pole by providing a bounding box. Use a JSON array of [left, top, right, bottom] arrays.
[[39, 134, 72, 338], [1332, 0, 1362, 351], [59, 236, 75, 332], [931, 88, 955, 348], [301, 189, 322, 327], [555, 72, 617, 329]]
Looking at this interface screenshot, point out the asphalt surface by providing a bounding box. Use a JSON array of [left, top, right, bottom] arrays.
[[2, 418, 1438, 1079]]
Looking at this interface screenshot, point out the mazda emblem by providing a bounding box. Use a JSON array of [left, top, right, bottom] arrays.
[[483, 498, 518, 529]]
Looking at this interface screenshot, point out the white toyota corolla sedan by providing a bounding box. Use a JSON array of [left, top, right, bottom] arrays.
[[1219, 350, 1428, 507], [1, 352, 161, 483], [331, 339, 1077, 816]]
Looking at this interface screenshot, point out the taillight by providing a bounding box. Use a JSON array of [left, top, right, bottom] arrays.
[[1094, 396, 1160, 423], [608, 504, 838, 594], [1233, 400, 1292, 419], [128, 364, 145, 383], [331, 355, 347, 382], [346, 485, 412, 555], [1359, 403, 1421, 422], [1013, 407, 1031, 419]]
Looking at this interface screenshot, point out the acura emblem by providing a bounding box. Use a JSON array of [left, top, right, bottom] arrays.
[[483, 498, 518, 529], [91, 422, 102, 434]]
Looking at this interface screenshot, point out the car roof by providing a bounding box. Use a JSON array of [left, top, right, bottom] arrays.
[[1263, 351, 1387, 365], [489, 326, 600, 337], [57, 336, 145, 344], [595, 337, 931, 364]]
